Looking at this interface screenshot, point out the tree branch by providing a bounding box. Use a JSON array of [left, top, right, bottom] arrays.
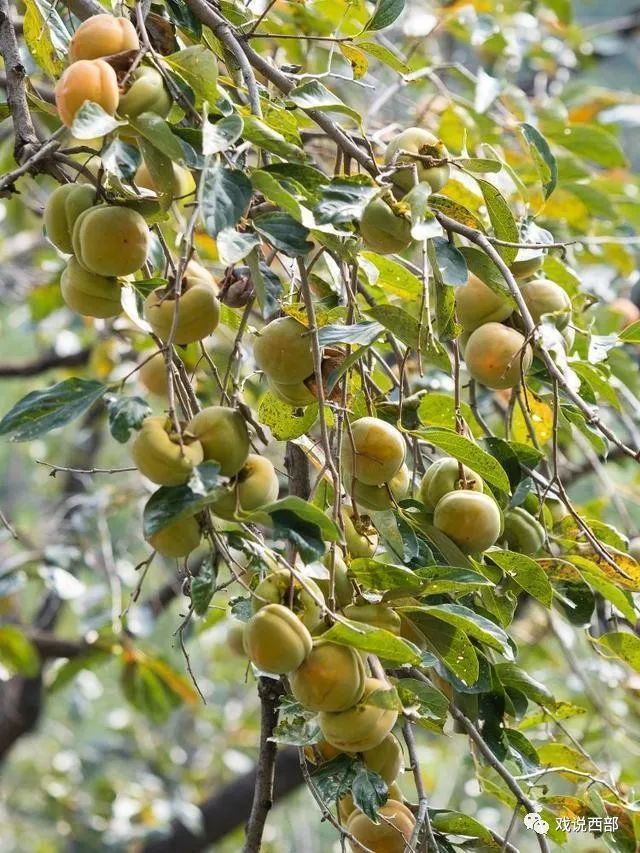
[[184, 0, 376, 174], [0, 0, 38, 161], [142, 746, 303, 853], [243, 678, 283, 852], [0, 347, 91, 377]]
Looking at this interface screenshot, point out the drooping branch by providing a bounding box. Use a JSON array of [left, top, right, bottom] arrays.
[[436, 210, 640, 464]]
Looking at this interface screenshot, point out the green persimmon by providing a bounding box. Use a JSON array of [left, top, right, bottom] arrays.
[[60, 257, 122, 318], [341, 417, 406, 486], [349, 464, 410, 512], [212, 455, 279, 519], [318, 677, 399, 753], [455, 273, 513, 332], [502, 507, 545, 555], [72, 205, 150, 277], [147, 515, 201, 558], [253, 316, 314, 385], [290, 642, 366, 711], [243, 603, 312, 674], [252, 569, 324, 630], [131, 415, 203, 486], [359, 198, 412, 255], [384, 127, 450, 194], [44, 184, 95, 253], [188, 406, 250, 477], [433, 490, 501, 554], [419, 457, 483, 510], [118, 66, 171, 119]]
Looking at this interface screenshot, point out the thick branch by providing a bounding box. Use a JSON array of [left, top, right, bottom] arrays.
[[243, 678, 283, 852], [0, 347, 91, 377], [142, 746, 303, 853], [0, 0, 37, 160]]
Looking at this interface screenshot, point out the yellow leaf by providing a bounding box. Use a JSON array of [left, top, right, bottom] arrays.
[[512, 395, 554, 446], [340, 43, 369, 80]]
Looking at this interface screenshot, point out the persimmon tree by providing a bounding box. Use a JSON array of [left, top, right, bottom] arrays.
[[1, 0, 640, 851]]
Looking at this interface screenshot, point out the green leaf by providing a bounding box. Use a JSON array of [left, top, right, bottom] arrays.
[[415, 565, 492, 595], [430, 812, 497, 846], [314, 176, 378, 225], [351, 766, 388, 821], [165, 46, 219, 108], [121, 654, 196, 723], [417, 392, 480, 436], [595, 632, 640, 672], [142, 462, 222, 537], [288, 81, 361, 124], [191, 558, 216, 616], [321, 619, 421, 664], [317, 321, 383, 347], [457, 158, 503, 174], [404, 182, 442, 241], [0, 626, 40, 676], [311, 754, 358, 802], [137, 137, 174, 211], [407, 603, 513, 658], [0, 378, 106, 442], [253, 213, 313, 256], [364, 0, 406, 32], [242, 115, 307, 163], [257, 393, 317, 441], [432, 237, 468, 286], [458, 247, 516, 303], [354, 41, 409, 75], [396, 677, 448, 730], [359, 252, 422, 299], [520, 123, 558, 199], [403, 611, 479, 684], [203, 114, 244, 155], [619, 319, 640, 344], [487, 550, 553, 607], [263, 497, 341, 543], [429, 195, 486, 232], [339, 43, 369, 80], [348, 559, 425, 594], [165, 0, 202, 38], [128, 113, 199, 167], [568, 556, 636, 623], [71, 102, 125, 140], [476, 179, 518, 265], [200, 162, 252, 237], [106, 395, 152, 444], [548, 125, 627, 169], [216, 228, 260, 265], [365, 305, 451, 372], [251, 170, 303, 222], [413, 428, 510, 493], [246, 250, 283, 318], [494, 662, 555, 708]]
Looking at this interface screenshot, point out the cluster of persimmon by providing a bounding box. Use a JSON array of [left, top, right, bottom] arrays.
[[46, 14, 216, 340], [360, 127, 450, 254], [456, 261, 574, 390], [239, 569, 414, 851]]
